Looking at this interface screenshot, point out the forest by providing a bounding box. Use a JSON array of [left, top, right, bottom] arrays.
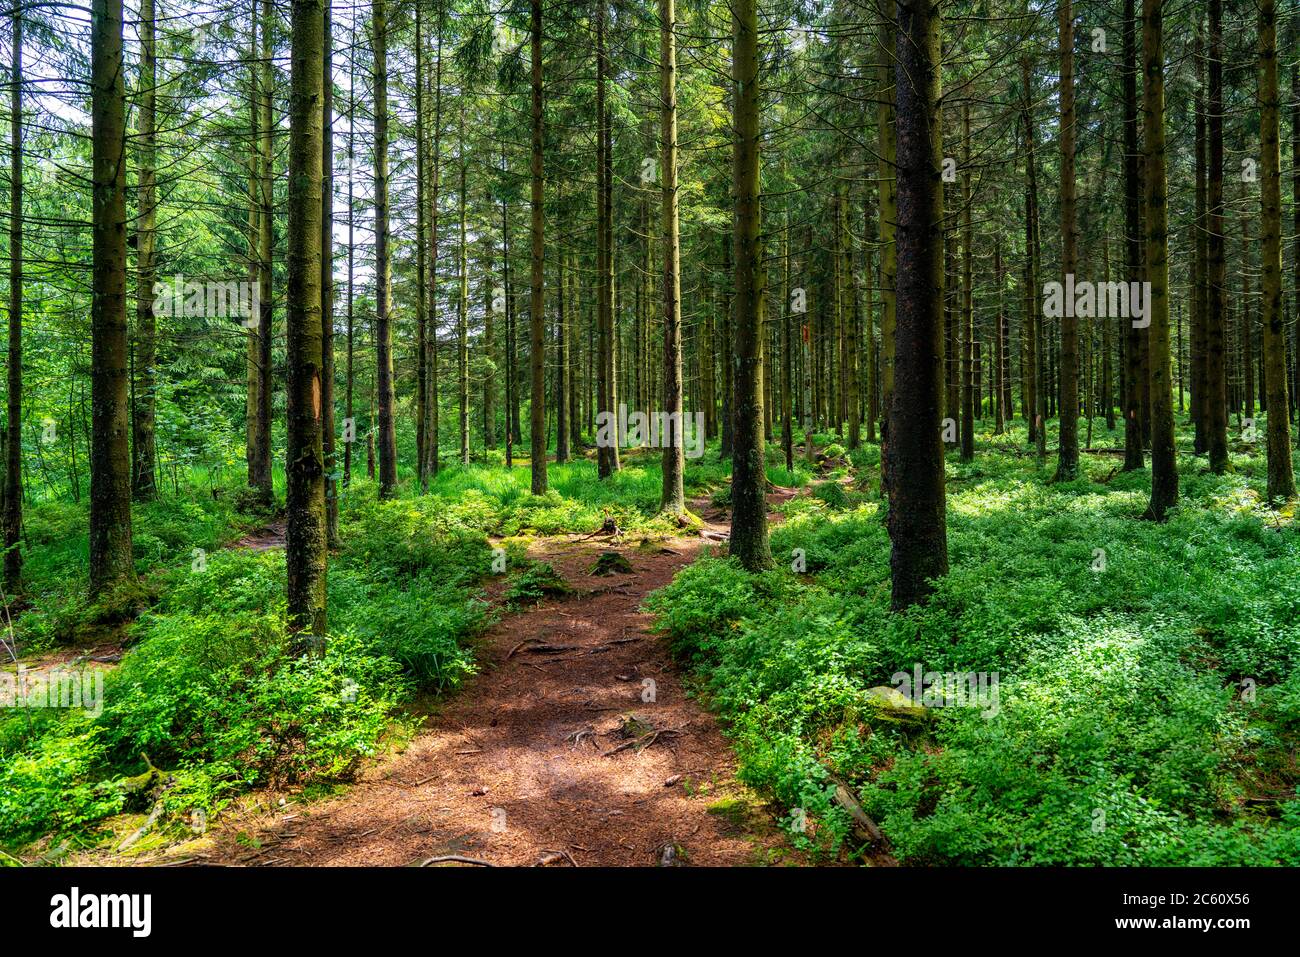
[[0, 0, 1298, 874]]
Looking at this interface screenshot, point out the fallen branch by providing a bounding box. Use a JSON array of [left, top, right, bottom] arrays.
[[419, 854, 497, 867]]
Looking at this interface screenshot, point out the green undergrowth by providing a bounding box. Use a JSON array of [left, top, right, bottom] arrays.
[[647, 417, 1300, 865], [0, 481, 492, 854]]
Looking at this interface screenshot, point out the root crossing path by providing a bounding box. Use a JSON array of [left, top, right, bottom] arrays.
[[208, 496, 798, 867]]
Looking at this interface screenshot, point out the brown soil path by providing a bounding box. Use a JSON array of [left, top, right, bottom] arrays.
[[200, 494, 799, 867]]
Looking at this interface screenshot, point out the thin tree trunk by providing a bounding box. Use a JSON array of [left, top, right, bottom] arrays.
[[251, 0, 274, 504], [596, 4, 618, 479], [457, 106, 469, 466], [528, 0, 547, 493], [1205, 0, 1229, 472], [1143, 0, 1177, 519], [960, 102, 974, 461], [5, 6, 22, 588], [1122, 0, 1147, 471], [373, 0, 397, 496], [659, 0, 684, 514], [131, 0, 157, 502], [781, 208, 793, 469], [415, 6, 427, 485], [1192, 23, 1207, 452], [555, 245, 569, 463], [424, 27, 444, 482], [1055, 0, 1079, 481], [344, 37, 354, 487]]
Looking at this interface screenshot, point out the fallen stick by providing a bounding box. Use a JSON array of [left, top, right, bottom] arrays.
[[419, 854, 497, 867]]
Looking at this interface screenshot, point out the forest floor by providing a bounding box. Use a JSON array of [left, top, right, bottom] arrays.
[[185, 489, 804, 867]]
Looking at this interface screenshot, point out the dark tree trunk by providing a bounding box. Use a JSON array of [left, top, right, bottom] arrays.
[[285, 0, 327, 642], [89, 0, 134, 595], [888, 0, 948, 610], [728, 0, 772, 570]]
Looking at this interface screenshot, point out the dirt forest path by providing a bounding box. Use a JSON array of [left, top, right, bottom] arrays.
[[204, 490, 802, 867]]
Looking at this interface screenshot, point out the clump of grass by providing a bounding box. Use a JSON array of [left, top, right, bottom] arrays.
[[504, 562, 572, 606]]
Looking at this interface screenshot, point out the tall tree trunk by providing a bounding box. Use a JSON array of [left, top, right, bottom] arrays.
[[877, 11, 896, 465], [344, 38, 354, 488], [528, 0, 547, 494], [89, 0, 134, 594], [424, 27, 444, 483], [729, 0, 771, 570], [246, 6, 261, 494], [5, 6, 22, 589], [959, 102, 974, 461], [1021, 55, 1044, 461], [285, 0, 327, 642], [131, 0, 157, 502], [251, 0, 274, 504], [1142, 0, 1177, 519], [1258, 0, 1295, 501], [373, 0, 397, 496], [659, 0, 684, 514], [596, 4, 619, 479], [1205, 0, 1229, 472], [1055, 0, 1079, 481], [781, 209, 793, 468], [1122, 0, 1146, 470], [414, 6, 427, 485], [457, 107, 469, 466], [888, 0, 947, 610], [321, 0, 337, 544], [1191, 22, 1207, 453]]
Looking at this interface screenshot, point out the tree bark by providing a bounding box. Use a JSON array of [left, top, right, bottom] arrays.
[[888, 0, 948, 610], [728, 0, 772, 570], [457, 106, 469, 466], [89, 0, 134, 595], [1257, 0, 1295, 501], [131, 0, 157, 502], [659, 0, 684, 514], [959, 102, 974, 462], [1205, 0, 1229, 472], [321, 0, 337, 544], [1122, 0, 1146, 471], [5, 6, 22, 589], [250, 0, 274, 504], [285, 0, 327, 642], [1054, 0, 1079, 481], [373, 0, 397, 496], [528, 0, 547, 494], [1142, 0, 1177, 520]]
